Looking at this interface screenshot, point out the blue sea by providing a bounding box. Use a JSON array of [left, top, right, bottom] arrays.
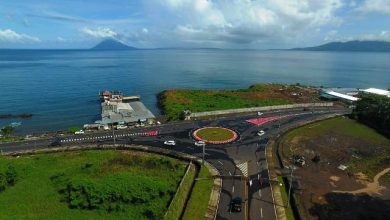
[[0, 49, 389, 134]]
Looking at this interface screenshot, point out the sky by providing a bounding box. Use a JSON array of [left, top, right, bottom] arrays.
[[0, 0, 389, 49]]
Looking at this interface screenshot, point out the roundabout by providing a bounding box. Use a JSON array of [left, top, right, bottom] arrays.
[[193, 127, 238, 144]]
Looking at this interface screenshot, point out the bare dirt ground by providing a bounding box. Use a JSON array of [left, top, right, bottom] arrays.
[[279, 117, 390, 220]]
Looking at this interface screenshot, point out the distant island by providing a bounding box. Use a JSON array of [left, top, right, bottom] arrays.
[[91, 39, 137, 50], [291, 40, 390, 52]]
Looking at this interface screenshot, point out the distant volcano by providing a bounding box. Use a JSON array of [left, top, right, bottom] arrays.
[[91, 39, 137, 50]]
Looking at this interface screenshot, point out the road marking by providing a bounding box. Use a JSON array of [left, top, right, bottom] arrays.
[[232, 185, 235, 193], [261, 208, 263, 218], [259, 189, 262, 197], [229, 171, 232, 176], [236, 161, 248, 177], [218, 160, 223, 165]]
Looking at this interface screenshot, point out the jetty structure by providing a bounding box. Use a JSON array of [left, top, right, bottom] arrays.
[[95, 90, 155, 127]]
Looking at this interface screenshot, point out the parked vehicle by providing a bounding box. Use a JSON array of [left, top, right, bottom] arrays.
[[194, 141, 206, 147], [230, 197, 243, 212], [103, 125, 110, 130], [257, 112, 263, 116], [164, 140, 176, 146], [257, 130, 265, 136], [116, 125, 127, 130], [74, 130, 84, 135]]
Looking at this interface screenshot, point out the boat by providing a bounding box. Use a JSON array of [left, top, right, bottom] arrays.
[[9, 122, 22, 127]]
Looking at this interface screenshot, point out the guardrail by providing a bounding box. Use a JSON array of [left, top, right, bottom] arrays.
[[189, 102, 334, 118]]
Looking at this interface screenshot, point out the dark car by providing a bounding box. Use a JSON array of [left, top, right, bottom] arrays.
[[230, 197, 243, 212]]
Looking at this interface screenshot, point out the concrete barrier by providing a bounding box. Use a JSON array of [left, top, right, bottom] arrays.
[[189, 102, 333, 119]]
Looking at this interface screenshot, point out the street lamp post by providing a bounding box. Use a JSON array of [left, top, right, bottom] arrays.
[[287, 166, 295, 208], [202, 144, 205, 165], [112, 128, 116, 146]]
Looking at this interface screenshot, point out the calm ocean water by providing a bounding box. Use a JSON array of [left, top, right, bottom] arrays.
[[0, 49, 389, 134]]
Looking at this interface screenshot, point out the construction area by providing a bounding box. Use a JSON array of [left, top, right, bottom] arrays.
[[278, 116, 390, 220]]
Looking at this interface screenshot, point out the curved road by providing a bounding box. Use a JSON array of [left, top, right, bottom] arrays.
[[0, 106, 350, 220]]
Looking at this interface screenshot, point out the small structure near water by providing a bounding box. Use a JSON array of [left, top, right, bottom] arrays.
[[96, 90, 155, 126]]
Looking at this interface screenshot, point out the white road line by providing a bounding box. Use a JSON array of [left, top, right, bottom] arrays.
[[218, 160, 223, 165], [229, 171, 232, 176], [232, 185, 235, 193], [259, 189, 262, 197], [261, 208, 263, 218]]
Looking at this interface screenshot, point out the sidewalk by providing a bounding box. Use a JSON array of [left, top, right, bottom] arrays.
[[266, 140, 287, 220]]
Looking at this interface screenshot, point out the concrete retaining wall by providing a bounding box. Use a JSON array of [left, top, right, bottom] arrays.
[[189, 102, 333, 118]]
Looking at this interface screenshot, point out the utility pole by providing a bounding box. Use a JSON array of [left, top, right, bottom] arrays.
[[287, 166, 295, 208]]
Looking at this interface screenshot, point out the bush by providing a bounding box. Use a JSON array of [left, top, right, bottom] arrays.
[[5, 165, 17, 185]]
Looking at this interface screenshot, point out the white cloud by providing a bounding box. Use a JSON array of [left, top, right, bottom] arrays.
[[323, 30, 390, 42], [0, 29, 40, 43], [357, 31, 390, 41], [81, 27, 117, 38], [156, 0, 343, 46], [356, 0, 390, 14], [56, 36, 66, 42], [142, 28, 149, 33]]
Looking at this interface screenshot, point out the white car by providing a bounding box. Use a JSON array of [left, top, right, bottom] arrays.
[[164, 140, 176, 146], [116, 125, 128, 130], [75, 130, 85, 135], [257, 130, 265, 136], [194, 141, 206, 147], [257, 112, 263, 116]]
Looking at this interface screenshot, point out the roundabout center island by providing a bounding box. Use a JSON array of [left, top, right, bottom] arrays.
[[193, 127, 238, 144]]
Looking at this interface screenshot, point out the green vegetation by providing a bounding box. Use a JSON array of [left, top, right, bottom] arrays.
[[282, 117, 390, 180], [183, 166, 214, 220], [277, 176, 295, 220], [353, 93, 390, 137], [158, 83, 318, 120], [164, 163, 196, 220], [195, 127, 235, 142], [0, 151, 186, 220], [1, 125, 15, 137], [68, 127, 81, 133], [0, 165, 17, 192]]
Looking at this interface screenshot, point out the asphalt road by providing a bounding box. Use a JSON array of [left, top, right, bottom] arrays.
[[0, 106, 350, 220]]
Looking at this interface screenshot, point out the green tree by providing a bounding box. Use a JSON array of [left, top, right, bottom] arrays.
[[5, 165, 17, 186], [353, 93, 390, 137], [1, 125, 15, 137]]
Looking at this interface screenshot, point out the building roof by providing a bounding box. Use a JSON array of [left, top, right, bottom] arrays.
[[101, 101, 155, 124], [325, 90, 359, 101], [362, 88, 390, 97]]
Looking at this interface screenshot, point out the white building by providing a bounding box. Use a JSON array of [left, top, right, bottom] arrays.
[[361, 88, 390, 97]]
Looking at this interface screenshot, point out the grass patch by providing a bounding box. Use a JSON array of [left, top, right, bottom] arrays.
[[195, 127, 235, 142], [158, 83, 318, 120], [164, 163, 196, 220], [183, 165, 214, 220], [277, 176, 295, 220], [0, 151, 186, 220]]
